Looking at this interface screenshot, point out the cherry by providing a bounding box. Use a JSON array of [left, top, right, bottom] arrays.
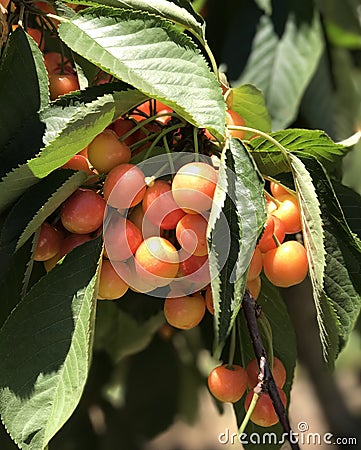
[[263, 240, 308, 287], [270, 181, 289, 199], [247, 247, 263, 281], [43, 52, 73, 75], [34, 222, 62, 261], [244, 388, 287, 427], [27, 28, 44, 51], [246, 275, 261, 300], [142, 180, 185, 230], [61, 155, 93, 175], [272, 194, 302, 234], [103, 215, 142, 261], [61, 189, 105, 234], [134, 236, 179, 288], [129, 121, 162, 155], [49, 73, 80, 100], [226, 109, 246, 140], [175, 250, 210, 293], [246, 357, 286, 389], [128, 204, 159, 239], [131, 100, 172, 123], [103, 163, 146, 210], [87, 129, 131, 173], [112, 117, 139, 146], [43, 233, 91, 271], [77, 146, 88, 158], [98, 259, 129, 300], [208, 364, 248, 403], [126, 259, 156, 293], [176, 213, 208, 256], [266, 198, 278, 214], [178, 251, 210, 281], [163, 293, 206, 329], [172, 162, 218, 214], [257, 215, 285, 253], [257, 215, 274, 250]]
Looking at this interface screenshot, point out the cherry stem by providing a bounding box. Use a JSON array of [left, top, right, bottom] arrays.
[[58, 40, 66, 75], [263, 176, 296, 196], [272, 233, 281, 247], [264, 190, 281, 208], [238, 391, 260, 434], [242, 290, 300, 450], [224, 88, 232, 106], [119, 112, 182, 144], [163, 136, 175, 174], [227, 125, 290, 161], [147, 150, 183, 181], [137, 123, 187, 161], [18, 5, 25, 26], [193, 127, 199, 162], [226, 324, 237, 369], [46, 13, 66, 23]]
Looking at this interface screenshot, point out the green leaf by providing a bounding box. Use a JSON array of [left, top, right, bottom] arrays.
[[0, 165, 40, 215], [53, 81, 148, 120], [94, 301, 164, 363], [0, 237, 102, 450], [26, 30, 49, 109], [231, 84, 271, 133], [299, 52, 335, 137], [332, 49, 361, 141], [31, 95, 115, 177], [317, 0, 361, 38], [58, 7, 225, 140], [72, 52, 98, 90], [234, 276, 297, 450], [63, 0, 205, 39], [332, 181, 361, 239], [249, 129, 346, 177], [289, 153, 326, 335], [0, 240, 34, 329], [209, 139, 266, 357], [325, 20, 361, 49], [0, 170, 87, 252], [296, 154, 361, 360], [0, 28, 45, 178], [28, 87, 149, 179], [254, 0, 271, 15], [235, 3, 324, 129], [0, 85, 143, 213]]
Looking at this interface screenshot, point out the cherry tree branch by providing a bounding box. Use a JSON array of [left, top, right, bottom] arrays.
[[242, 290, 300, 450]]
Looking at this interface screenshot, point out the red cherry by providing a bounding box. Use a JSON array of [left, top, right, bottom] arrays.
[[49, 73, 80, 100], [61, 189, 106, 234]]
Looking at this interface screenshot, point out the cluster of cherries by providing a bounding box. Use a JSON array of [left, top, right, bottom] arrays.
[[33, 96, 224, 332], [205, 185, 306, 428], [30, 31, 256, 332], [246, 180, 308, 300], [208, 356, 287, 427]]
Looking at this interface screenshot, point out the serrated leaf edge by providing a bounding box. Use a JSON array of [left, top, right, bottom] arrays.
[[58, 7, 225, 139], [16, 170, 88, 251]]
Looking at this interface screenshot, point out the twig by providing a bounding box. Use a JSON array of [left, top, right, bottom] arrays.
[[242, 290, 300, 450]]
